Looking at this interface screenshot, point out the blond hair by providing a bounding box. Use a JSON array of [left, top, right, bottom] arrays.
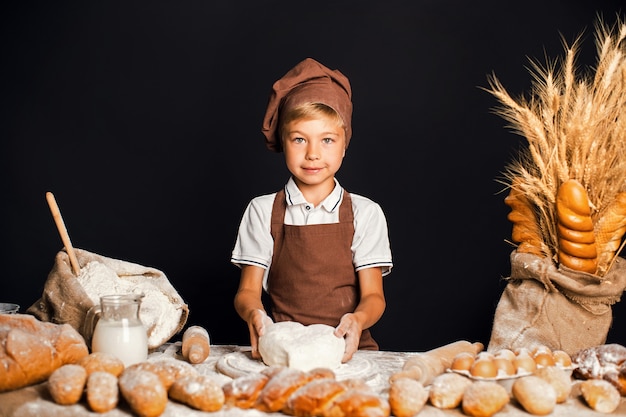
[[279, 102, 345, 143]]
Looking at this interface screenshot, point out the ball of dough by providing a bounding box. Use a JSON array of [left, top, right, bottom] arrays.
[[258, 322, 345, 371]]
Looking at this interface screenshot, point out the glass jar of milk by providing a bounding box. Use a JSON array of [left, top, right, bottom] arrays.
[[89, 293, 148, 367]]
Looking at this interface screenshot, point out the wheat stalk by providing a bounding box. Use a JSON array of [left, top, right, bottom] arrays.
[[484, 15, 626, 273]]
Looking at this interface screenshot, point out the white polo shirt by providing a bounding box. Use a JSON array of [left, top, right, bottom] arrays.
[[231, 177, 393, 289]]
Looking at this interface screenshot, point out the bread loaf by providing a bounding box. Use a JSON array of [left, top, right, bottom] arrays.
[[594, 192, 626, 275], [556, 179, 598, 273], [181, 325, 210, 364], [0, 313, 89, 392], [224, 365, 390, 417], [505, 178, 546, 256]]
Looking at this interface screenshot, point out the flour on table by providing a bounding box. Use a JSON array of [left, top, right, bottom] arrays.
[[78, 261, 182, 348], [258, 321, 345, 371]]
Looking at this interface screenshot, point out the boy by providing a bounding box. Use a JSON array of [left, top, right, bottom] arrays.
[[231, 58, 393, 362]]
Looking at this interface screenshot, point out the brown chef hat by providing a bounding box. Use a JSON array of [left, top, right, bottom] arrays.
[[262, 58, 353, 152]]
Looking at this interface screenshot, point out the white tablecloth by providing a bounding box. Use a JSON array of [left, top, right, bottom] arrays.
[[1, 344, 624, 417]]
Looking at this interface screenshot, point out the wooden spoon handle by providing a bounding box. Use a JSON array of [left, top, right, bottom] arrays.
[[46, 192, 81, 276]]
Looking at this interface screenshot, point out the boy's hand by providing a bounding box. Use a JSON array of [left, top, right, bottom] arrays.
[[248, 309, 273, 359], [334, 313, 362, 362]]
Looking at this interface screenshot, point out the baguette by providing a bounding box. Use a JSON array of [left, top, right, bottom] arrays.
[[556, 179, 598, 273]]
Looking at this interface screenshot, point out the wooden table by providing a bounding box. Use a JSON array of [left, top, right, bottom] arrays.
[[1, 345, 624, 417]]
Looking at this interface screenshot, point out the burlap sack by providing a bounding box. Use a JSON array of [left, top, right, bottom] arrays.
[[27, 248, 189, 349], [488, 250, 626, 355]]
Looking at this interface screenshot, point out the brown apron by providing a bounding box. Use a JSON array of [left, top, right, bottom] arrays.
[[268, 189, 378, 350]]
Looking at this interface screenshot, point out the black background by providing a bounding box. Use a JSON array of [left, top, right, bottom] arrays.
[[2, 1, 625, 352]]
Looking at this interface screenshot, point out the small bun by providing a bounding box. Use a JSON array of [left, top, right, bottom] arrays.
[[48, 364, 87, 405], [79, 351, 125, 377], [388, 377, 428, 417], [579, 379, 621, 413], [462, 381, 509, 417], [512, 375, 557, 415], [86, 371, 119, 412]]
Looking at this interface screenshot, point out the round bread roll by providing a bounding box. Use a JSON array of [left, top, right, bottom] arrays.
[[429, 372, 472, 409], [462, 380, 509, 417], [118, 367, 168, 417], [512, 375, 557, 415], [47, 364, 87, 405], [533, 366, 572, 403], [388, 377, 428, 417], [86, 371, 119, 412], [168, 374, 225, 412], [579, 379, 621, 413], [79, 351, 125, 377]]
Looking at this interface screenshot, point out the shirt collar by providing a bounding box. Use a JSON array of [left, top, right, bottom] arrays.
[[284, 177, 343, 212]]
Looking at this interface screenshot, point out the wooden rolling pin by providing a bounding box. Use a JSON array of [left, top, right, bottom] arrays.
[[390, 340, 484, 386], [181, 325, 211, 364]]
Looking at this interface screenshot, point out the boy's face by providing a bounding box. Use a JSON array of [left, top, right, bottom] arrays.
[[282, 116, 346, 190]]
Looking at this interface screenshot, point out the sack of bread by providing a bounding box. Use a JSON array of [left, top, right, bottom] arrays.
[[489, 250, 626, 355], [0, 313, 89, 392], [27, 248, 189, 349], [485, 17, 626, 355]]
